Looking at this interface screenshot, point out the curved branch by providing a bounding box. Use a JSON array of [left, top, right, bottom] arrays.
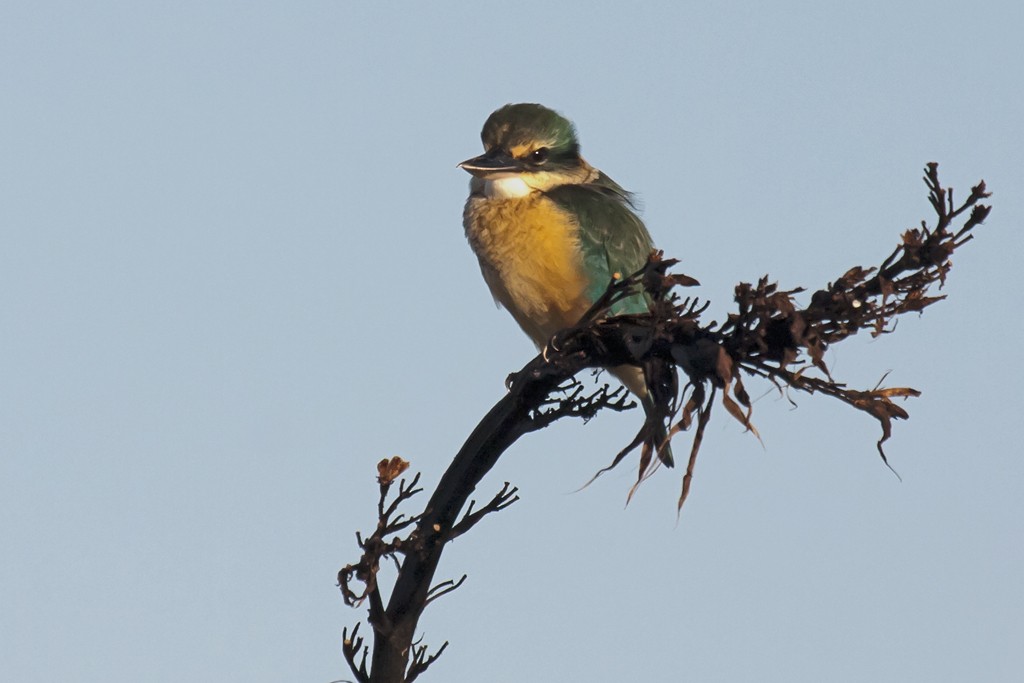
[[341, 163, 989, 682]]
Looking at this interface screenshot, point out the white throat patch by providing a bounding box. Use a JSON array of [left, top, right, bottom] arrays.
[[484, 174, 533, 199]]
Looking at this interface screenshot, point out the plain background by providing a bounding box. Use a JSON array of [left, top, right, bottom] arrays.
[[2, 2, 1022, 681]]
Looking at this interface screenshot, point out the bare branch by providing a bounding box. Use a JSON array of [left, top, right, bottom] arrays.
[[449, 483, 520, 540], [424, 575, 468, 607], [405, 640, 450, 683], [525, 381, 635, 433], [342, 622, 370, 683]]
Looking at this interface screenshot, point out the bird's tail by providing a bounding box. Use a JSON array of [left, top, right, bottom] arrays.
[[611, 365, 674, 468], [642, 393, 674, 467]]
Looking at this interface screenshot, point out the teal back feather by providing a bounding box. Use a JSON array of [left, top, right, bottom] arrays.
[[546, 174, 654, 315]]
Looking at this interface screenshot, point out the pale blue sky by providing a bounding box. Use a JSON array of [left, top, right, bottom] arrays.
[[2, 2, 1022, 682]]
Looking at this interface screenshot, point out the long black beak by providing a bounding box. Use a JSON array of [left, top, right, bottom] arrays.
[[458, 150, 522, 177]]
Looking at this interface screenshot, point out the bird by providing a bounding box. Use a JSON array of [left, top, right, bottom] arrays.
[[460, 102, 673, 466]]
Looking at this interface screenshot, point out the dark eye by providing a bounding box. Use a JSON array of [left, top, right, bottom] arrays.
[[530, 148, 549, 164]]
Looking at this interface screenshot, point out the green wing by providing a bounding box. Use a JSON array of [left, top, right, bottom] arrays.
[[546, 172, 655, 315]]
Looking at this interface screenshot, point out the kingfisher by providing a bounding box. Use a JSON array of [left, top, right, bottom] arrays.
[[460, 103, 673, 466]]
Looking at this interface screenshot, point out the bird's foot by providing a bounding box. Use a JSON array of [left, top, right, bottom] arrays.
[[541, 334, 563, 363]]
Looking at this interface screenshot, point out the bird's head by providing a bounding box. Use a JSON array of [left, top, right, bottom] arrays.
[[459, 103, 588, 193]]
